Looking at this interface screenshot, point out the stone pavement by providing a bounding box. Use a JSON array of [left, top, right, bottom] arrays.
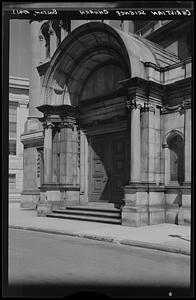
[[8, 203, 191, 256]]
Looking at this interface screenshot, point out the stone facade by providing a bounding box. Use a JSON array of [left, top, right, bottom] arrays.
[[9, 77, 29, 202], [20, 20, 191, 226]]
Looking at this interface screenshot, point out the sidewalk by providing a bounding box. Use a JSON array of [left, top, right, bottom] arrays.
[[9, 203, 191, 256]]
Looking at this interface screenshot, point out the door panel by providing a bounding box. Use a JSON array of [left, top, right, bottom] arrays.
[[89, 137, 109, 202], [89, 132, 129, 204]]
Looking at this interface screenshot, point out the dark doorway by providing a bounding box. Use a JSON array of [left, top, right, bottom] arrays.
[[88, 131, 129, 205]]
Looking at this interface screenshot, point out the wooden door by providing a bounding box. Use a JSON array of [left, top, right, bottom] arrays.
[[89, 136, 110, 202], [88, 132, 129, 204]]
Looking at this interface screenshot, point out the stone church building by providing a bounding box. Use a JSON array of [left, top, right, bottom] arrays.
[[20, 19, 191, 226]]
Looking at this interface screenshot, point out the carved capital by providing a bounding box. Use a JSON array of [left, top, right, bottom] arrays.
[[43, 122, 55, 130], [126, 100, 142, 111], [162, 143, 169, 149], [141, 102, 155, 113], [181, 99, 191, 110], [60, 120, 76, 129]]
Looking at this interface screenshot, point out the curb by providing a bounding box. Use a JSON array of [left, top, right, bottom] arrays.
[[120, 239, 190, 256], [9, 225, 190, 256]]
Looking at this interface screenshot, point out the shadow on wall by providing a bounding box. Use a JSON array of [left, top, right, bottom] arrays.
[[173, 190, 182, 225]]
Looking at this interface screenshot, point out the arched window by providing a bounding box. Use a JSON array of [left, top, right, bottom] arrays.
[[167, 133, 184, 185], [41, 22, 50, 59]]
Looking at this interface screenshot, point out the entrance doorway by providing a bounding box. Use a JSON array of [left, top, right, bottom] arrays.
[[88, 131, 129, 205]]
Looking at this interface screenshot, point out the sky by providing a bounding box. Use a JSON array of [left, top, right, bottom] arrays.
[[9, 19, 31, 79]]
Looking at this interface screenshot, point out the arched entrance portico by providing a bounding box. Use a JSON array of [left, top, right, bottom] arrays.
[[36, 22, 185, 226], [38, 22, 135, 208]]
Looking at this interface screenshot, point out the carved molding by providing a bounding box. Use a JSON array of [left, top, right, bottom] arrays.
[[43, 121, 55, 130], [160, 100, 191, 115], [141, 102, 155, 113], [126, 100, 156, 114], [59, 119, 76, 129], [126, 100, 142, 110]]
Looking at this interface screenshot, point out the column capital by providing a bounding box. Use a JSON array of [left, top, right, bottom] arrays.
[[43, 121, 55, 130], [141, 102, 156, 113], [126, 100, 142, 111], [162, 143, 169, 149], [181, 99, 191, 110], [60, 119, 76, 129]]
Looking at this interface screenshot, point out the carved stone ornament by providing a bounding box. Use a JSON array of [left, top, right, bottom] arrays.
[[126, 100, 142, 110], [43, 121, 55, 129], [60, 120, 76, 129], [162, 143, 169, 149], [141, 102, 155, 113], [160, 100, 191, 115]]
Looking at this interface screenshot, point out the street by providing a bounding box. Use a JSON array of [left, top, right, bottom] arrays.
[[8, 228, 190, 297]]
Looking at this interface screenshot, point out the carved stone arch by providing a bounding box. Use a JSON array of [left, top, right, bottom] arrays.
[[163, 129, 184, 148], [40, 21, 180, 108]]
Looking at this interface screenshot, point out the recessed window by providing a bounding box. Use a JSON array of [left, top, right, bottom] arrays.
[[168, 134, 184, 185], [9, 140, 16, 155], [9, 174, 16, 190]]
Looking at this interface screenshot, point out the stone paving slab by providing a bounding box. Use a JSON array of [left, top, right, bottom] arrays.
[[8, 203, 191, 256]]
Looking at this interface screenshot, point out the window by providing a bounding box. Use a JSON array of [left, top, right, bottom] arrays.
[[9, 174, 16, 190], [9, 104, 17, 155], [9, 140, 16, 155]]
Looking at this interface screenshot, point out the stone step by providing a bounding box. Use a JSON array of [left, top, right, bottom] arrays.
[[52, 209, 121, 218], [86, 202, 115, 208], [65, 205, 120, 213], [47, 212, 121, 224]]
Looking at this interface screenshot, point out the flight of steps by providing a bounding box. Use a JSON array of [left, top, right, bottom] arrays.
[[47, 203, 122, 224]]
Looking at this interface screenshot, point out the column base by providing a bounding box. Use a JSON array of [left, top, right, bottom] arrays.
[[37, 185, 80, 216], [122, 185, 165, 227], [20, 190, 40, 209]]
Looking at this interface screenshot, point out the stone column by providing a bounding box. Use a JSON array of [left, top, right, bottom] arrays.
[[59, 117, 80, 205], [145, 104, 156, 183], [43, 122, 54, 184], [80, 130, 85, 194], [79, 129, 89, 204], [127, 100, 142, 183], [184, 106, 191, 183], [163, 144, 170, 185]]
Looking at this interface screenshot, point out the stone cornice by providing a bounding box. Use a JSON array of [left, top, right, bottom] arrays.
[[9, 93, 29, 104], [21, 130, 44, 146], [9, 76, 29, 90], [37, 104, 79, 119]]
